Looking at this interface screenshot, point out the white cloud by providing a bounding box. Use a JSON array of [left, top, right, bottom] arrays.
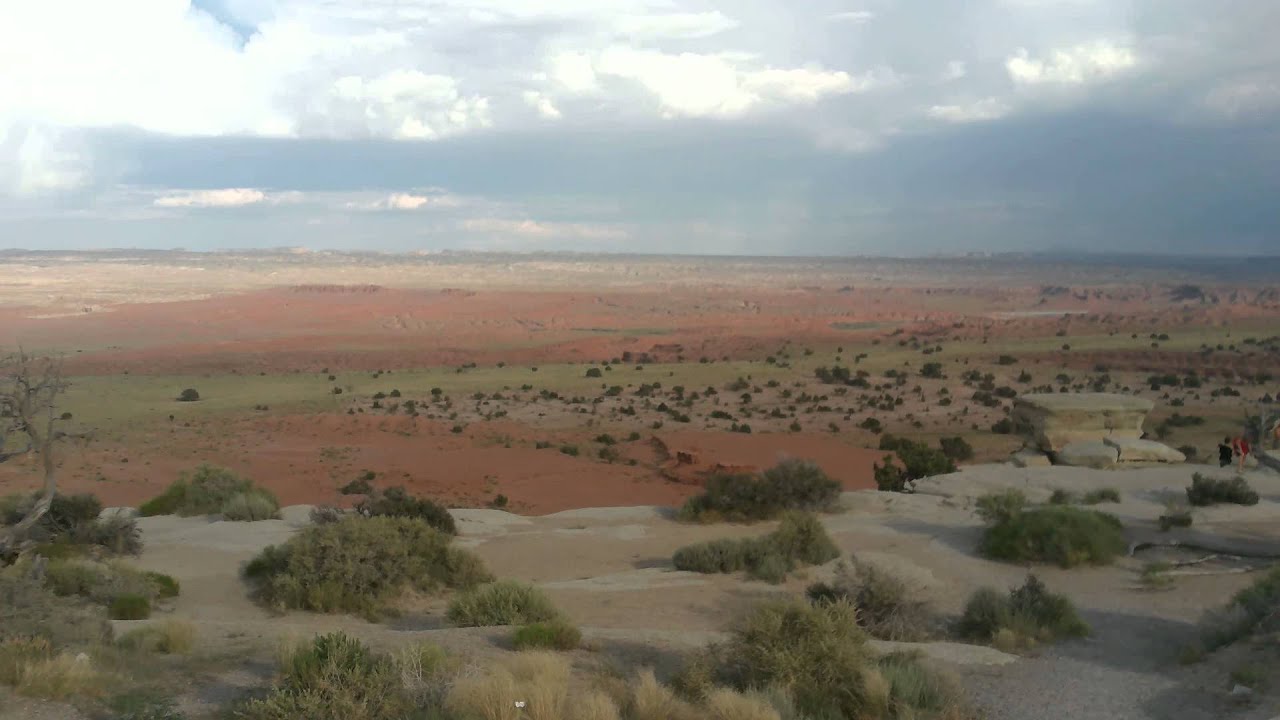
[[928, 98, 1012, 123], [462, 218, 628, 241], [942, 60, 967, 81], [615, 12, 738, 39], [593, 48, 869, 117], [346, 192, 466, 211], [1006, 41, 1137, 86], [828, 11, 874, 23], [549, 52, 599, 93], [523, 91, 563, 119], [0, 123, 88, 196], [154, 188, 269, 208]]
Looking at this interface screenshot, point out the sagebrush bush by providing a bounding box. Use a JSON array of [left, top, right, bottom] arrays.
[[0, 574, 112, 647], [355, 486, 457, 535], [957, 575, 1088, 650], [678, 459, 840, 522], [979, 505, 1125, 568], [139, 465, 261, 517], [244, 516, 490, 617], [118, 620, 196, 654], [806, 560, 935, 641], [1186, 473, 1259, 507], [237, 632, 413, 720], [673, 512, 839, 584], [1195, 565, 1280, 653], [680, 599, 971, 719], [2, 492, 140, 555], [1082, 488, 1121, 505], [109, 594, 152, 620], [974, 490, 1027, 525], [220, 488, 281, 521], [43, 559, 160, 609], [446, 580, 562, 627], [145, 571, 180, 599], [512, 619, 582, 651], [873, 435, 958, 493]]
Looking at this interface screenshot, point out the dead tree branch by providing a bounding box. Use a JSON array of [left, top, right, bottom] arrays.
[[0, 349, 70, 556]]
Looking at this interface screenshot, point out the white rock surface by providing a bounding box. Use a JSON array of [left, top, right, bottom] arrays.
[[1056, 441, 1121, 469], [1103, 437, 1186, 463]]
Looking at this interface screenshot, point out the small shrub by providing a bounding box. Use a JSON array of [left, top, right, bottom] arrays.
[[176, 388, 200, 402], [446, 580, 562, 627], [118, 620, 196, 654], [1160, 507, 1193, 531], [512, 619, 582, 651], [236, 632, 412, 720], [678, 459, 840, 522], [107, 690, 187, 720], [1198, 565, 1280, 652], [309, 505, 343, 525], [244, 516, 491, 618], [144, 571, 180, 599], [0, 575, 113, 647], [805, 560, 935, 641], [1186, 473, 1259, 507], [939, 436, 974, 462], [109, 594, 152, 620], [684, 599, 969, 720], [957, 575, 1088, 649], [973, 489, 1026, 525], [220, 488, 281, 521], [79, 514, 143, 555], [355, 487, 457, 535], [1082, 488, 1121, 505], [1048, 489, 1076, 505], [673, 512, 838, 584], [139, 465, 256, 517], [979, 505, 1125, 568], [338, 477, 374, 495]]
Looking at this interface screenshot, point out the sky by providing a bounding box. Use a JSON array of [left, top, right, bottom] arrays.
[[1, 0, 1277, 256]]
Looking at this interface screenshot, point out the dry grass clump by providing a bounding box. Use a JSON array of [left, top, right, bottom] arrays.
[[806, 559, 937, 641], [117, 620, 197, 655]]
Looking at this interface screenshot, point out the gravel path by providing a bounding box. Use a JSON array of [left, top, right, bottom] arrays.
[[961, 610, 1258, 720]]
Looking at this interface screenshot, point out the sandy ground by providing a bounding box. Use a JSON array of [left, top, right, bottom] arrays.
[[8, 462, 1261, 719]]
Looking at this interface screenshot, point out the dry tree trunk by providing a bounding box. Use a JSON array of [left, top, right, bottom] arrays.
[[0, 349, 68, 557]]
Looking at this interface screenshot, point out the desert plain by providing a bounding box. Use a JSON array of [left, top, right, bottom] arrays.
[[3, 249, 1280, 720]]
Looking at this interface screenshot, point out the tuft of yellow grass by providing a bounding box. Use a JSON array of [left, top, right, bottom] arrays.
[[568, 689, 621, 720], [629, 668, 696, 720], [703, 688, 782, 720], [446, 667, 520, 720], [16, 652, 104, 699], [119, 620, 196, 655]]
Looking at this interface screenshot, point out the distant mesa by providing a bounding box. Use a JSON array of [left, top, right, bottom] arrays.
[[289, 284, 383, 293]]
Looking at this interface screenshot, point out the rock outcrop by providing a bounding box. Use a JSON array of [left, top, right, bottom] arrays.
[[1056, 441, 1121, 469], [1103, 437, 1186, 464], [1013, 393, 1154, 453]]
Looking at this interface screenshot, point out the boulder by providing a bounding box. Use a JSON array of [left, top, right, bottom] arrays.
[[1055, 441, 1120, 469], [1013, 393, 1154, 453], [1103, 437, 1186, 464], [1010, 449, 1052, 468]]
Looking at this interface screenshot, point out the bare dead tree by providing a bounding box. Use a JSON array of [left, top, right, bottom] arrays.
[[0, 349, 70, 556]]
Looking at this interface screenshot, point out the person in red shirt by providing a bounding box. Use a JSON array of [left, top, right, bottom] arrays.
[[1233, 436, 1251, 472]]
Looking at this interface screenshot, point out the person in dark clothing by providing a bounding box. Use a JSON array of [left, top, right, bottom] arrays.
[[1219, 437, 1234, 467]]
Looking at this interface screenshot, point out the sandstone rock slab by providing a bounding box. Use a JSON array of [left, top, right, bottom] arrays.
[[1013, 393, 1154, 452], [1056, 441, 1120, 469], [1103, 437, 1186, 463], [1010, 449, 1052, 468]]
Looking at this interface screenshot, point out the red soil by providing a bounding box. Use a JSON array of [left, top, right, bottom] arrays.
[[1, 414, 880, 515]]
